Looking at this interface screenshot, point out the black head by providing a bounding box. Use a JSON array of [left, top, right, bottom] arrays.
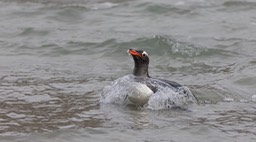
[[128, 49, 150, 77]]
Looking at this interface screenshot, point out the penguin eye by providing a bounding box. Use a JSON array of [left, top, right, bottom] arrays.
[[141, 51, 148, 57]]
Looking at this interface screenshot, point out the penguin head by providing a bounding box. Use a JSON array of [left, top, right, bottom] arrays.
[[128, 49, 149, 65], [128, 49, 150, 77]]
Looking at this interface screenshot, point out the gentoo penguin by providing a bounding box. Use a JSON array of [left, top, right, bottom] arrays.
[[126, 49, 198, 106]]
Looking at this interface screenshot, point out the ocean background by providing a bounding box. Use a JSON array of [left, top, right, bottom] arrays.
[[0, 0, 256, 141]]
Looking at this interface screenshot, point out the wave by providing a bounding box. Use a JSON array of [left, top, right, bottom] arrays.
[[143, 2, 193, 15], [4, 35, 227, 57], [1, 0, 122, 10], [63, 35, 225, 58]]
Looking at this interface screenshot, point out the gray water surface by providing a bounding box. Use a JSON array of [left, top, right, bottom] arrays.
[[0, 0, 256, 141]]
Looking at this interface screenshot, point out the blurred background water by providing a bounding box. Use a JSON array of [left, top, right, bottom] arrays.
[[0, 0, 256, 141]]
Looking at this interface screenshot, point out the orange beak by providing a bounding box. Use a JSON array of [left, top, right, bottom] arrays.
[[128, 49, 141, 57]]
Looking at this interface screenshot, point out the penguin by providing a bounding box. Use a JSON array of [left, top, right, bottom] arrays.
[[126, 49, 198, 106]]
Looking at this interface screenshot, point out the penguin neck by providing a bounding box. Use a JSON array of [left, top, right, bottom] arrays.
[[133, 64, 149, 77]]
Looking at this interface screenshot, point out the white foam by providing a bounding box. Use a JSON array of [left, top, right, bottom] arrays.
[[91, 2, 118, 10], [223, 97, 234, 102], [252, 95, 256, 102]]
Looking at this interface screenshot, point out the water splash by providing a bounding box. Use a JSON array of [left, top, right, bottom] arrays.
[[100, 75, 197, 110], [147, 85, 196, 110], [100, 75, 153, 106]]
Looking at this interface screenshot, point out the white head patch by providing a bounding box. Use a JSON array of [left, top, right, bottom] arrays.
[[142, 51, 148, 56]]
